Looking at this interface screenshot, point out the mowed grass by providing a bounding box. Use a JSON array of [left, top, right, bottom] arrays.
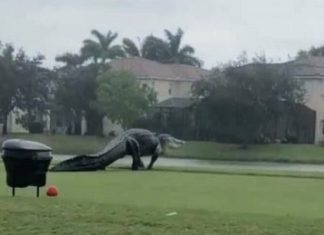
[[0, 134, 108, 155], [1, 165, 324, 234], [167, 141, 324, 164]]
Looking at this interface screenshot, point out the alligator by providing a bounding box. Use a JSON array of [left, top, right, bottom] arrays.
[[50, 128, 185, 172]]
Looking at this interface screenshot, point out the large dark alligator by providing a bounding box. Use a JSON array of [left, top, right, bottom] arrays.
[[50, 129, 185, 172]]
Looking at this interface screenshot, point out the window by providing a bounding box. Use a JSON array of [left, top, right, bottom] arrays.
[[168, 82, 173, 95]]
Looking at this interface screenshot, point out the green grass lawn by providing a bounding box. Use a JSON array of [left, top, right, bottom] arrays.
[[3, 134, 324, 164], [1, 165, 324, 234], [0, 134, 108, 155], [167, 141, 324, 164]]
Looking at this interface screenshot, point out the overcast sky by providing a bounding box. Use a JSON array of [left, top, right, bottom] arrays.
[[1, 0, 324, 69]]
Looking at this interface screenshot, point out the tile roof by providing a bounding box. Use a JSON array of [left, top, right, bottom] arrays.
[[285, 56, 324, 78], [109, 57, 210, 82], [238, 56, 324, 79]]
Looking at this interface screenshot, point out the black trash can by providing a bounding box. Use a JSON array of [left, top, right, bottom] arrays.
[[1, 139, 53, 197]]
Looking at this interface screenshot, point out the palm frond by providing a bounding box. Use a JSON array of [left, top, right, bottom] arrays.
[[180, 55, 203, 67], [164, 29, 173, 42], [142, 36, 169, 62], [81, 40, 101, 62], [122, 38, 140, 57], [91, 30, 107, 48], [82, 39, 98, 47], [106, 45, 125, 59], [179, 45, 195, 55], [106, 31, 119, 48], [55, 53, 83, 67], [164, 28, 184, 55]]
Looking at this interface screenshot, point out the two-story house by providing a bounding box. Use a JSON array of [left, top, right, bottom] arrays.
[[285, 56, 324, 143], [109, 57, 209, 101], [101, 57, 210, 136]]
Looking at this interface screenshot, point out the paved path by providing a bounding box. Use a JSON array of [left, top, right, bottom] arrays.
[[53, 155, 324, 174]]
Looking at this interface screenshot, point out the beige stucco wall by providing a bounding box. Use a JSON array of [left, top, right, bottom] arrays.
[[139, 79, 193, 102], [3, 108, 51, 134], [6, 108, 29, 133], [303, 79, 324, 143], [139, 79, 170, 102], [172, 81, 192, 97]]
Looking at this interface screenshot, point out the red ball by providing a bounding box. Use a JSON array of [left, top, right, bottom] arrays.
[[46, 185, 58, 197]]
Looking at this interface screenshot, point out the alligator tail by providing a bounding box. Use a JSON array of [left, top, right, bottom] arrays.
[[50, 141, 127, 172]]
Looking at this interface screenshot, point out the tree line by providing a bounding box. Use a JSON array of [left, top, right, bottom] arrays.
[[191, 55, 306, 146], [0, 28, 311, 143], [136, 53, 307, 145], [0, 28, 200, 135]]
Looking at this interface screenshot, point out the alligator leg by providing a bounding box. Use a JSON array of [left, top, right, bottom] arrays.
[[138, 159, 145, 169], [147, 145, 161, 170], [131, 152, 142, 170], [147, 153, 158, 170], [127, 138, 141, 170]]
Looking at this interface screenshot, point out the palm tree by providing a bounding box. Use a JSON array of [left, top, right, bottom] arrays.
[[81, 30, 125, 64], [122, 35, 169, 62], [164, 28, 202, 67], [55, 52, 84, 68], [141, 36, 170, 62], [122, 38, 141, 57], [122, 28, 202, 67]]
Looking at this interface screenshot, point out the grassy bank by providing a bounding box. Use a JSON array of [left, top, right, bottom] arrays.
[[167, 141, 324, 163], [2, 134, 324, 164], [167, 141, 324, 164], [1, 168, 324, 234], [0, 134, 108, 155]]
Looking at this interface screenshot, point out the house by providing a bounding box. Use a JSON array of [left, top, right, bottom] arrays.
[[102, 57, 210, 136], [91, 56, 324, 143], [109, 57, 209, 102], [236, 56, 324, 144], [0, 107, 51, 135], [284, 56, 324, 144], [0, 108, 28, 134], [142, 97, 197, 139]]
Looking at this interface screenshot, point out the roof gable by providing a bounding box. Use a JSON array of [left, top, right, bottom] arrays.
[[109, 57, 209, 82]]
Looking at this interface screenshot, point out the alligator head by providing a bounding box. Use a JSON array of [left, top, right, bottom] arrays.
[[158, 134, 186, 150]]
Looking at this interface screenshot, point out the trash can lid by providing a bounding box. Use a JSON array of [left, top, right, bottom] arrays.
[[2, 139, 52, 152]]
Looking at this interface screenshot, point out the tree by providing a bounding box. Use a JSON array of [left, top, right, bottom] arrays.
[[296, 45, 324, 59], [81, 29, 124, 65], [95, 71, 157, 128], [122, 38, 141, 57], [15, 51, 52, 132], [163, 28, 202, 67], [123, 35, 170, 62], [0, 43, 18, 134], [55, 52, 84, 68], [54, 59, 102, 135], [123, 28, 202, 67], [192, 56, 305, 146], [54, 29, 123, 135]]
